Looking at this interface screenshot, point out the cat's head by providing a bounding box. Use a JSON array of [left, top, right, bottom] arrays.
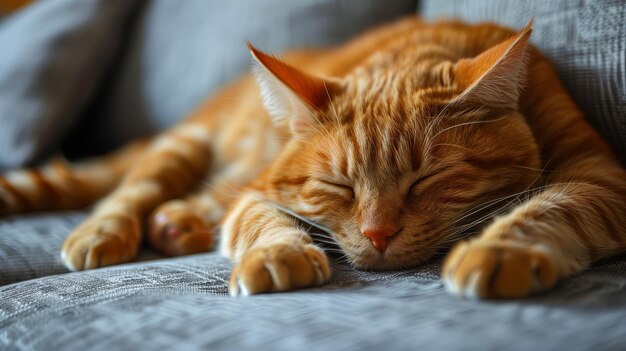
[[251, 22, 541, 270]]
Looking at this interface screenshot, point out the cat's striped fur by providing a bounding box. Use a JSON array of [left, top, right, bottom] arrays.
[[1, 17, 625, 299]]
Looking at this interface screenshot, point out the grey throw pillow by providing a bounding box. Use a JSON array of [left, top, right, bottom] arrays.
[[0, 0, 144, 169]]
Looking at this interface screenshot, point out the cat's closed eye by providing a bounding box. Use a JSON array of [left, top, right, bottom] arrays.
[[409, 172, 439, 195], [317, 179, 355, 200]]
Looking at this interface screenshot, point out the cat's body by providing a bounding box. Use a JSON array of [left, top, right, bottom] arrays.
[[1, 17, 625, 299]]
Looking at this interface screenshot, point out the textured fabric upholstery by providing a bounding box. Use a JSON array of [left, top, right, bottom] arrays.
[[0, 212, 84, 285], [421, 0, 626, 165], [1, 251, 626, 350], [0, 211, 162, 286]]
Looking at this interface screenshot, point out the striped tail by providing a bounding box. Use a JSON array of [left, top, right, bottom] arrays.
[[0, 141, 148, 215]]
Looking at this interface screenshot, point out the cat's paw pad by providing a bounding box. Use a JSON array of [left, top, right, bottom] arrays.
[[442, 240, 559, 299], [148, 200, 214, 256], [229, 243, 331, 296], [61, 215, 141, 271]]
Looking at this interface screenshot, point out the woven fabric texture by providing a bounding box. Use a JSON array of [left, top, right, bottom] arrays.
[[1, 250, 626, 351]]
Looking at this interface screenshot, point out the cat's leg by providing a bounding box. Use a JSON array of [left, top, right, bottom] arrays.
[[222, 193, 331, 296], [61, 123, 213, 270], [443, 157, 626, 299], [0, 141, 147, 215]]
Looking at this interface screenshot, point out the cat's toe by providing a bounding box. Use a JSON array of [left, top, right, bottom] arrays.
[[443, 240, 559, 299], [229, 243, 330, 296], [148, 200, 214, 256], [61, 215, 141, 271]]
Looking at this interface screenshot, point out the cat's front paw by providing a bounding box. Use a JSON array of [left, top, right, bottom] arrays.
[[61, 215, 141, 271], [442, 240, 559, 299], [229, 243, 331, 296]]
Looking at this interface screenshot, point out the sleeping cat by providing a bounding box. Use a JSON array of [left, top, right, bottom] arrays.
[[1, 17, 625, 299]]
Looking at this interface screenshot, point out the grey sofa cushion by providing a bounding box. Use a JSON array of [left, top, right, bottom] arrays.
[[0, 212, 84, 285], [421, 0, 626, 165], [0, 0, 144, 170], [80, 0, 418, 152], [0, 211, 164, 286], [1, 252, 626, 351]]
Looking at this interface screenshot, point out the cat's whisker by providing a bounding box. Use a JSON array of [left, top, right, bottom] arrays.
[[311, 238, 341, 246], [449, 191, 531, 226], [428, 143, 472, 152], [449, 171, 558, 227], [323, 80, 343, 127], [422, 105, 472, 157], [308, 234, 340, 244], [442, 172, 619, 246], [429, 114, 509, 148]]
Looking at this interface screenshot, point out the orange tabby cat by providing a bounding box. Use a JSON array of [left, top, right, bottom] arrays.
[[1, 17, 625, 299]]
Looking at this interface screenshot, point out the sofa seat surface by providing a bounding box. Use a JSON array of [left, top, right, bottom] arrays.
[[0, 212, 162, 286], [1, 242, 626, 351]]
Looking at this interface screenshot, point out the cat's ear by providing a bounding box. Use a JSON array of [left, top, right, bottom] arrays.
[[248, 43, 340, 134], [452, 21, 533, 110]]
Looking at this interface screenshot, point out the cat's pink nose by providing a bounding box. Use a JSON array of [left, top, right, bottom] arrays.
[[362, 226, 400, 253]]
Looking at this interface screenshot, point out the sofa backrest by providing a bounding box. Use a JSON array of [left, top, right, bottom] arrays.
[[81, 0, 418, 153]]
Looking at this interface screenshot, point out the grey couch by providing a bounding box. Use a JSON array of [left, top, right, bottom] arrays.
[[1, 1, 625, 350]]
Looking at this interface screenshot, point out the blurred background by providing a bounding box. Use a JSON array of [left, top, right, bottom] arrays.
[[0, 0, 624, 169]]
